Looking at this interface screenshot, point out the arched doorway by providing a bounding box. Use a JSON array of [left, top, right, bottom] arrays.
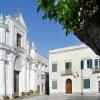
[[66, 79, 72, 94]]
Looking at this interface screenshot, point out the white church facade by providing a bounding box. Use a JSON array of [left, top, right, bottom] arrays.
[[49, 44, 100, 95], [0, 13, 49, 99], [26, 42, 49, 95]]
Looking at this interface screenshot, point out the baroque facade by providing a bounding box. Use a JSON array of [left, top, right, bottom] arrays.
[[0, 13, 48, 99], [49, 44, 100, 95]]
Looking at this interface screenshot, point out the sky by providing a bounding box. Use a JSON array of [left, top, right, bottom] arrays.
[[0, 0, 83, 58]]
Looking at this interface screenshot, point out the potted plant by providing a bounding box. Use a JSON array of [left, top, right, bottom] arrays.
[[12, 93, 19, 98], [3, 95, 9, 99], [21, 92, 26, 96]]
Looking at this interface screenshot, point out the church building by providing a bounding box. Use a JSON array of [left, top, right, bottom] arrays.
[[26, 43, 49, 95], [0, 13, 49, 99], [0, 13, 28, 98]]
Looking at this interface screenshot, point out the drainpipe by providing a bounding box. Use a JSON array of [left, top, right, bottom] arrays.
[[81, 69, 83, 95]]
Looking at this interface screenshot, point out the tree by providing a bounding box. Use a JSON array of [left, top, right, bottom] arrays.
[[37, 0, 100, 56]]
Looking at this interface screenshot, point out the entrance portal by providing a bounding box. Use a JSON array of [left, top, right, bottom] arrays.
[[14, 71, 19, 93], [66, 79, 72, 94], [37, 85, 40, 94], [14, 56, 22, 94]]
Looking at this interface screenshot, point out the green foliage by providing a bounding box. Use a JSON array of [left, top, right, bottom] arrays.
[[37, 0, 100, 35]]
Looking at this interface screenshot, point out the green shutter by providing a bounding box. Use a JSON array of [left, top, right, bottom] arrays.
[[84, 79, 90, 89], [90, 59, 92, 68], [65, 62, 72, 70], [52, 81, 57, 89], [87, 59, 92, 68], [81, 60, 84, 70], [52, 64, 57, 72]]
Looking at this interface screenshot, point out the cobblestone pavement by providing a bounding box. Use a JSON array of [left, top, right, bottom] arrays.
[[22, 95, 100, 100]]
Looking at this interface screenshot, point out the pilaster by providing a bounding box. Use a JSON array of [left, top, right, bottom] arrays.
[[0, 60, 6, 98]]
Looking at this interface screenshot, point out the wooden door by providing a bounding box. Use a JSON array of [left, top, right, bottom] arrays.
[[14, 71, 19, 93], [66, 79, 72, 94]]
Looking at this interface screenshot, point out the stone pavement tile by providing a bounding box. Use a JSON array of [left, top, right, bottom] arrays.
[[1, 95, 100, 100]]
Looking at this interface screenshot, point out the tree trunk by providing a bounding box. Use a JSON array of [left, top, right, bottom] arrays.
[[74, 15, 100, 56]]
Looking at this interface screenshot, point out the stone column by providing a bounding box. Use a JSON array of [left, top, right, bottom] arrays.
[[6, 59, 14, 98], [0, 60, 5, 98], [39, 84, 42, 95], [19, 57, 27, 96], [0, 50, 6, 98], [43, 81, 46, 95], [30, 65, 37, 91], [26, 63, 30, 92]]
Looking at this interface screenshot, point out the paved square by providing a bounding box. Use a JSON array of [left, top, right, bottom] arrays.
[[23, 95, 100, 100]]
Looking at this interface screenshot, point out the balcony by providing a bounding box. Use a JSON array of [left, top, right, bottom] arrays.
[[92, 68, 100, 74], [61, 69, 73, 76]]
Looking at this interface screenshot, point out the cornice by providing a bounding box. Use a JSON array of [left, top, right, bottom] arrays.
[[49, 44, 88, 54]]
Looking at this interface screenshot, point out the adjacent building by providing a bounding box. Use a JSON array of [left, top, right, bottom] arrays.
[[0, 13, 49, 99], [49, 44, 100, 95]]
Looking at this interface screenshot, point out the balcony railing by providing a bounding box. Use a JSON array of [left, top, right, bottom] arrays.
[[61, 69, 73, 76], [92, 68, 100, 74]]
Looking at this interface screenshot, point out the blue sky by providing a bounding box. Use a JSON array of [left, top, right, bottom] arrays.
[[0, 0, 82, 57]]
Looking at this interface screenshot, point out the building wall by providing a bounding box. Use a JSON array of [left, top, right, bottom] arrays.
[[28, 43, 49, 95], [49, 44, 100, 95], [0, 13, 28, 98], [0, 13, 49, 99]]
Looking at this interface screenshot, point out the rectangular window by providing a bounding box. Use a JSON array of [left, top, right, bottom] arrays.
[[65, 62, 72, 70], [17, 33, 21, 47], [52, 80, 57, 89], [95, 59, 98, 70], [52, 63, 57, 72], [84, 79, 90, 89], [95, 59, 98, 67], [87, 59, 92, 68], [99, 59, 100, 68], [81, 60, 84, 70]]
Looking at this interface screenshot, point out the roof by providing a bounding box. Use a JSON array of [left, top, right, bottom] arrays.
[[49, 44, 88, 54], [11, 12, 27, 29]]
